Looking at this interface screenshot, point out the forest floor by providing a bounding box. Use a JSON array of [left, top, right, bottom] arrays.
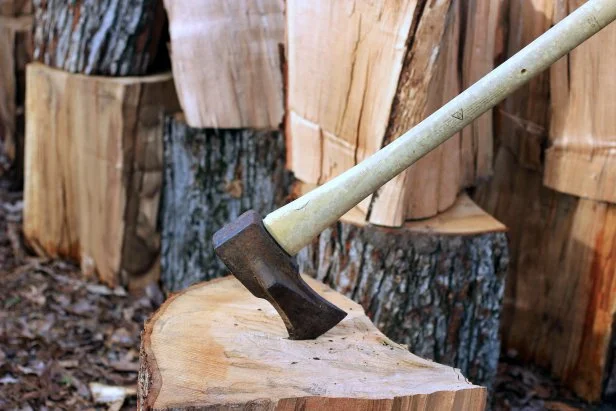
[[0, 177, 613, 410]]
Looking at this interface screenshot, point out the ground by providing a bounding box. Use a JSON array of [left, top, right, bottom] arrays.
[[0, 178, 613, 410]]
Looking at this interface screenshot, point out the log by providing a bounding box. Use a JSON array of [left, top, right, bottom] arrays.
[[138, 275, 487, 411], [160, 114, 291, 292], [544, 2, 616, 203], [0, 15, 32, 182], [32, 0, 168, 76], [163, 0, 285, 129], [473, 0, 616, 402], [475, 147, 616, 403], [295, 187, 508, 391], [23, 63, 180, 289], [286, 0, 506, 225]]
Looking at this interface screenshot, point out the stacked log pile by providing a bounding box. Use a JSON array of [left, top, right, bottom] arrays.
[[474, 0, 616, 402], [23, 1, 179, 290]]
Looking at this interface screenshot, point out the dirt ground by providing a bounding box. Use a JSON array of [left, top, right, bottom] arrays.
[[0, 178, 614, 410]]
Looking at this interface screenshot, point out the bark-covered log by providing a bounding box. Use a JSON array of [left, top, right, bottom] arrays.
[[161, 114, 291, 292], [0, 15, 31, 183], [33, 0, 168, 76], [296, 194, 509, 391], [23, 63, 180, 289], [138, 275, 487, 411]]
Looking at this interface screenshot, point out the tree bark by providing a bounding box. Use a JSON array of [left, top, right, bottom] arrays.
[[296, 192, 508, 391], [32, 0, 168, 76], [0, 15, 32, 183], [161, 114, 291, 292], [138, 275, 487, 411], [23, 63, 180, 289]]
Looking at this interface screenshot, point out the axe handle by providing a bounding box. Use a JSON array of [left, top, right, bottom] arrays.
[[264, 0, 616, 256]]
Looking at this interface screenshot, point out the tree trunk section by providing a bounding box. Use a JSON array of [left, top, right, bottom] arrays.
[[161, 114, 291, 292], [23, 63, 180, 289], [162, 0, 285, 129], [0, 15, 32, 183], [138, 275, 487, 411], [286, 0, 506, 225], [295, 190, 508, 391], [32, 0, 168, 76]]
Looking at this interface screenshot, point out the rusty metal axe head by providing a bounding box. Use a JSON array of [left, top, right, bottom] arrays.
[[213, 210, 347, 340]]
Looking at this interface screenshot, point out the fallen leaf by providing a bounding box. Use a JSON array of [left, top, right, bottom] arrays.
[[0, 374, 18, 384], [89, 382, 136, 404]]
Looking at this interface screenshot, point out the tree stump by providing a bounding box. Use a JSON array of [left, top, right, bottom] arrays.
[[32, 0, 168, 76], [161, 114, 291, 292], [138, 275, 487, 411], [295, 189, 508, 390], [23, 63, 180, 289], [0, 14, 32, 182]]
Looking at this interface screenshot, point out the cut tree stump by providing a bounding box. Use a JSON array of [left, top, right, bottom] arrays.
[[286, 0, 506, 225], [23, 63, 180, 289], [161, 114, 290, 292], [163, 0, 285, 129], [295, 186, 508, 390], [138, 275, 487, 411], [32, 0, 168, 76], [0, 15, 32, 181], [473, 0, 616, 402]]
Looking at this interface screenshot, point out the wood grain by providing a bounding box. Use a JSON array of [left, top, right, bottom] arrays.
[[476, 146, 616, 402], [545, 0, 616, 203], [286, 0, 505, 226], [138, 275, 487, 411], [163, 0, 285, 129], [23, 63, 180, 289]]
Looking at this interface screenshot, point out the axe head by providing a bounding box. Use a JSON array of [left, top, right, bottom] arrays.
[[213, 210, 347, 340]]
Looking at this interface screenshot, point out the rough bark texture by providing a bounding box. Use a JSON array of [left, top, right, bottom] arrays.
[[296, 201, 509, 391], [23, 63, 179, 289], [33, 0, 168, 76], [0, 15, 32, 183], [161, 115, 291, 292], [138, 275, 487, 411]]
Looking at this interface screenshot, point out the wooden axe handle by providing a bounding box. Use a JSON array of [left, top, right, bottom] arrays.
[[264, 0, 616, 256]]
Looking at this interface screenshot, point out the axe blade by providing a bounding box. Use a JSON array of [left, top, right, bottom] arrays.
[[213, 210, 347, 340]]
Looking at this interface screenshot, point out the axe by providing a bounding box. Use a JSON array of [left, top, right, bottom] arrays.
[[214, 0, 616, 340]]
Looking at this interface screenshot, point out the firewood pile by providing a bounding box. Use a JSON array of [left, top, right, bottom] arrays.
[[0, 0, 614, 409]]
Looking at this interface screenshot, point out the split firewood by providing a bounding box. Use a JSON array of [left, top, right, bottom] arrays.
[[23, 63, 180, 289]]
